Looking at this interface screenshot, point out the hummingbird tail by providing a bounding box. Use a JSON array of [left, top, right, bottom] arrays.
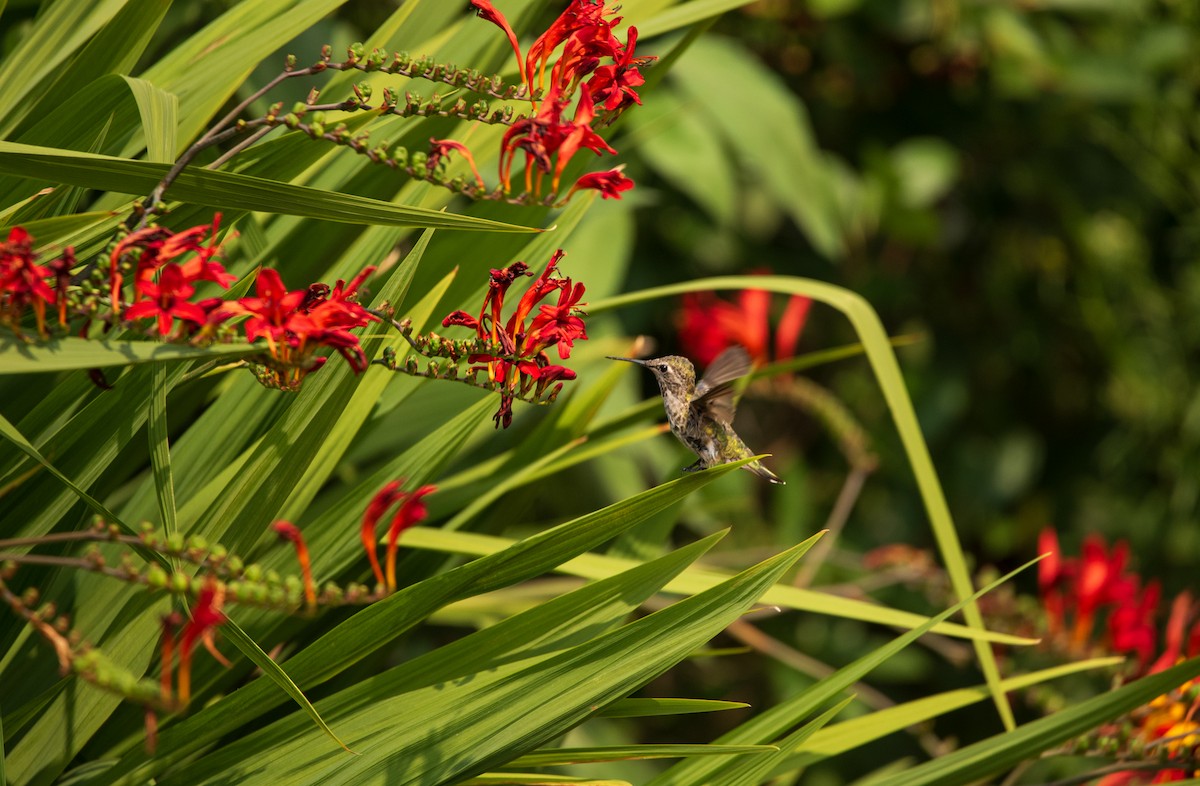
[[745, 461, 785, 485]]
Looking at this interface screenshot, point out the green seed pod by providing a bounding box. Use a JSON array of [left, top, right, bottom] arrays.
[[347, 42, 365, 63], [243, 564, 263, 582], [170, 572, 190, 593], [225, 556, 244, 575], [146, 565, 169, 588]]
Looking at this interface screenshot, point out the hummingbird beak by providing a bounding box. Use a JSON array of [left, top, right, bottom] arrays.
[[606, 356, 647, 366]]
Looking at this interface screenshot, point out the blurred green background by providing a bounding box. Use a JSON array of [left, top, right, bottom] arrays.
[[621, 0, 1200, 586]]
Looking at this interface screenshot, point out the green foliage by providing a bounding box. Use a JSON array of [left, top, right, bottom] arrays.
[[0, 1, 1188, 784]]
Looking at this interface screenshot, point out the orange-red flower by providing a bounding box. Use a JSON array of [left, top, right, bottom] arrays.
[[110, 214, 233, 320], [440, 250, 586, 428], [360, 480, 436, 592], [677, 282, 811, 368], [176, 576, 227, 705], [453, 0, 651, 200], [569, 167, 634, 200], [0, 226, 57, 336], [124, 263, 209, 337], [217, 266, 378, 387], [272, 521, 317, 608]]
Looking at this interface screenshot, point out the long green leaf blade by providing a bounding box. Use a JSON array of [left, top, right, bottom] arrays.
[[0, 143, 540, 232]]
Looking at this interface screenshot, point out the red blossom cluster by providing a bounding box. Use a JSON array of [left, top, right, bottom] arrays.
[[1038, 528, 1200, 673], [1039, 529, 1200, 783], [110, 215, 236, 336], [440, 249, 587, 428], [677, 284, 811, 368], [0, 227, 75, 337], [360, 480, 436, 592], [216, 265, 379, 389], [442, 0, 650, 200]]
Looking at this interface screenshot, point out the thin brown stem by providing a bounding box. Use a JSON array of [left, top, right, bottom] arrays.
[[793, 465, 871, 588]]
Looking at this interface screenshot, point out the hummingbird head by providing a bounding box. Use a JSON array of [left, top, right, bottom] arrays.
[[607, 355, 696, 392]]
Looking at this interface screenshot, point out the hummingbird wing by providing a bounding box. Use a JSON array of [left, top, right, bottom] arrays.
[[692, 346, 752, 425]]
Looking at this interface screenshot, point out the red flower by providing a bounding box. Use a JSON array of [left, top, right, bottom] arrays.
[[216, 266, 377, 388], [677, 283, 811, 368], [177, 576, 227, 705], [0, 227, 56, 336], [221, 268, 311, 347], [360, 480, 436, 592], [384, 484, 435, 592], [124, 263, 209, 336], [527, 279, 588, 359], [439, 250, 587, 428], [272, 521, 316, 608], [110, 215, 233, 319], [467, 0, 646, 200], [427, 138, 486, 190], [569, 167, 634, 200], [470, 0, 522, 82], [585, 27, 654, 113]]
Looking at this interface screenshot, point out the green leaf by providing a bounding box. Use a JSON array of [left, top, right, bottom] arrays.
[[634, 0, 758, 38], [886, 656, 1200, 786], [0, 0, 128, 135], [670, 37, 846, 258], [591, 274, 1017, 727], [8, 0, 170, 140], [0, 336, 260, 374], [597, 698, 750, 718], [177, 533, 822, 785], [219, 617, 353, 753], [462, 776, 630, 786], [95, 463, 755, 786], [0, 211, 121, 248], [147, 364, 178, 558], [782, 658, 1124, 772], [123, 77, 178, 164], [507, 744, 778, 767], [720, 696, 855, 786], [645, 559, 1043, 786], [0, 412, 147, 550], [397, 527, 1031, 645], [0, 143, 540, 232]]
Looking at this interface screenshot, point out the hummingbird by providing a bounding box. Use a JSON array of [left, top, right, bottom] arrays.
[[608, 345, 784, 484]]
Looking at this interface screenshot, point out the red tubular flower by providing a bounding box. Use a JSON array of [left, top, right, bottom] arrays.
[[568, 167, 634, 200], [177, 576, 227, 705], [272, 521, 317, 608], [0, 226, 56, 336], [470, 0, 523, 82], [111, 215, 233, 318], [1109, 579, 1161, 668], [1038, 527, 1067, 637], [527, 279, 588, 359], [384, 485, 436, 592], [677, 283, 812, 368], [468, 0, 646, 200], [439, 250, 587, 428], [362, 480, 404, 589], [123, 263, 208, 336], [428, 138, 486, 190], [46, 248, 76, 328], [1148, 592, 1194, 674], [585, 27, 654, 113]]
